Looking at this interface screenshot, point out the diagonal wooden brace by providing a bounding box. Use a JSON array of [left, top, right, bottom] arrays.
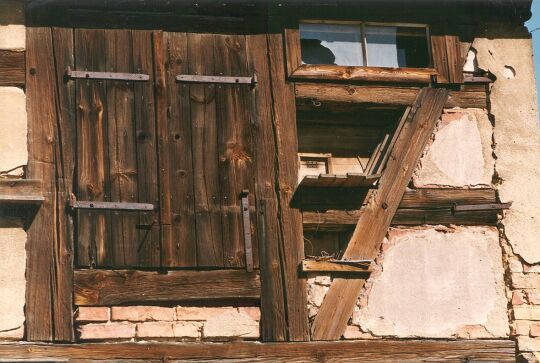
[[310, 87, 450, 341]]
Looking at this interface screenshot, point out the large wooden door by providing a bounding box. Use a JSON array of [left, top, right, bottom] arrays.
[[71, 29, 259, 271]]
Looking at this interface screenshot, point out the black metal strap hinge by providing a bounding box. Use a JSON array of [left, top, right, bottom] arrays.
[[65, 67, 150, 82], [240, 190, 254, 272], [176, 74, 257, 87], [69, 194, 155, 212]]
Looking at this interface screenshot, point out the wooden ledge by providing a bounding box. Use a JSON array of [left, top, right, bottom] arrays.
[[0, 340, 516, 361], [302, 259, 372, 273], [299, 173, 380, 188], [291, 64, 436, 83], [0, 179, 44, 206]]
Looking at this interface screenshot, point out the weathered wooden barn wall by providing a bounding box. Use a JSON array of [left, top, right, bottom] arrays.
[[0, 1, 539, 361]]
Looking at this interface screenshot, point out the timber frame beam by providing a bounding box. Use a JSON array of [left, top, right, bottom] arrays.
[[311, 88, 450, 340], [0, 340, 516, 361]]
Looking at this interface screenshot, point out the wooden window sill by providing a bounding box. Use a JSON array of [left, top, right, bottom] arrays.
[[290, 64, 437, 83]]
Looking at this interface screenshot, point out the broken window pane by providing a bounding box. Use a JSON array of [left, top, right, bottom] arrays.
[[365, 25, 430, 68], [299, 23, 364, 66]]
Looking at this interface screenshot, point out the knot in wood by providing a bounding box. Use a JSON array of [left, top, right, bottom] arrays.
[[382, 202, 388, 210]]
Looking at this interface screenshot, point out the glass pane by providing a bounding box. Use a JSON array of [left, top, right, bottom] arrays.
[[299, 23, 364, 66], [365, 25, 429, 68]]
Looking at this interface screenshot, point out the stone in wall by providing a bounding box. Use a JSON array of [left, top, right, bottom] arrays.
[[474, 27, 540, 264], [413, 109, 494, 188], [0, 87, 27, 176], [357, 226, 509, 338], [0, 218, 26, 340]]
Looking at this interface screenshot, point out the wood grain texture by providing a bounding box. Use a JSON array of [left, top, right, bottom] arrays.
[[214, 34, 255, 268], [153, 31, 197, 267], [0, 340, 516, 361], [74, 28, 110, 267], [295, 83, 486, 109], [291, 64, 436, 83], [246, 34, 286, 341], [51, 26, 76, 342], [74, 269, 260, 305], [302, 188, 499, 230], [25, 26, 57, 342], [0, 179, 43, 196], [284, 28, 301, 77], [0, 50, 25, 86], [302, 260, 372, 273], [267, 33, 309, 341], [311, 88, 450, 340], [189, 33, 224, 267]]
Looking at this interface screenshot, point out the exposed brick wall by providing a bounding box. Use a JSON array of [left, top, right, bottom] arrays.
[[75, 306, 260, 342]]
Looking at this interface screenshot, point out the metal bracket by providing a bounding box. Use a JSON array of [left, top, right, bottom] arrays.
[[69, 194, 155, 212], [176, 74, 257, 87], [65, 67, 150, 82], [240, 190, 254, 272], [452, 202, 512, 214]]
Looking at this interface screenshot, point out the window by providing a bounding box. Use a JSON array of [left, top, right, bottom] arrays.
[[299, 22, 430, 68]]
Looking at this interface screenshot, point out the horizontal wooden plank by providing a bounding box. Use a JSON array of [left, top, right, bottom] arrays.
[[295, 83, 487, 109], [74, 269, 260, 305], [302, 259, 372, 273], [176, 74, 256, 85], [0, 50, 25, 86], [299, 173, 380, 188], [303, 188, 500, 230], [66, 68, 149, 81], [291, 65, 436, 83], [0, 340, 516, 361], [454, 202, 512, 212], [0, 179, 44, 205]]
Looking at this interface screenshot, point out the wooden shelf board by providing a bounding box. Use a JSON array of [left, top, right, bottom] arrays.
[[302, 259, 372, 273], [299, 173, 380, 188], [0, 195, 45, 205]]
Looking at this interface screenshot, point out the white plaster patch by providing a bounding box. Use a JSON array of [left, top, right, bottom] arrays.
[[464, 48, 478, 73], [474, 36, 540, 264], [0, 219, 26, 333], [413, 110, 493, 187], [0, 25, 25, 50], [0, 87, 27, 174], [359, 227, 509, 338]]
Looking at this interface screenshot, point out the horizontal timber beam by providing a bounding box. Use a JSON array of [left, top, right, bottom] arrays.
[[74, 269, 260, 305], [0, 179, 44, 206], [295, 83, 487, 109], [0, 340, 516, 361], [303, 188, 499, 231], [0, 50, 25, 86]]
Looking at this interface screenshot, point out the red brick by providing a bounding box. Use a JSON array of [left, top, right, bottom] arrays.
[[526, 290, 540, 305], [513, 291, 526, 305], [238, 307, 260, 322], [531, 322, 540, 337], [136, 322, 174, 338], [78, 323, 135, 340], [75, 307, 109, 322], [173, 322, 201, 339], [175, 307, 236, 321], [512, 273, 540, 289], [111, 306, 174, 322], [512, 320, 531, 336]]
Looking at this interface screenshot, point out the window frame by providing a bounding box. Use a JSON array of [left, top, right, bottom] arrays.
[[285, 20, 439, 83]]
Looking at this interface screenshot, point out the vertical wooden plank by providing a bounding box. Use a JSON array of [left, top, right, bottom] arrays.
[[246, 34, 287, 341], [214, 34, 256, 268], [445, 35, 464, 83], [132, 30, 160, 267], [74, 29, 110, 267], [284, 28, 301, 77], [311, 88, 450, 341], [430, 32, 450, 84], [51, 26, 75, 342], [267, 33, 309, 341], [188, 33, 223, 267], [105, 30, 139, 266], [155, 32, 197, 267], [25, 26, 56, 341]]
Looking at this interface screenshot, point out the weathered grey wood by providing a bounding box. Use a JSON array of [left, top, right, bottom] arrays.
[[0, 340, 516, 361], [311, 88, 450, 340], [66, 68, 149, 81], [74, 269, 260, 305], [454, 202, 512, 212], [297, 173, 379, 189]]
